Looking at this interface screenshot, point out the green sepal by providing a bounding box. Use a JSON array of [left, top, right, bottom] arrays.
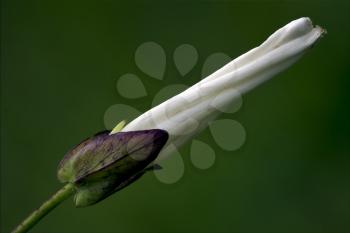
[[57, 129, 168, 207]]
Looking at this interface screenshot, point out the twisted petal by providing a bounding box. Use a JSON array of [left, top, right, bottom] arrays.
[[121, 17, 324, 160]]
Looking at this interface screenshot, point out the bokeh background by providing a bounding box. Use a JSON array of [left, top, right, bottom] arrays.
[[1, 0, 350, 232]]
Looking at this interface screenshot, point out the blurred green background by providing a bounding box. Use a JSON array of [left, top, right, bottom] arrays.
[[1, 0, 350, 232]]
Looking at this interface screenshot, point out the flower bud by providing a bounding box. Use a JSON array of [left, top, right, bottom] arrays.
[[57, 129, 168, 207]]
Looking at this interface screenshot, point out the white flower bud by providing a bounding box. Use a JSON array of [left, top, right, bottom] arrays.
[[120, 17, 325, 160]]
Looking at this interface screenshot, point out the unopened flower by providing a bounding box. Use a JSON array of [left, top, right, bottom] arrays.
[[58, 17, 324, 207]]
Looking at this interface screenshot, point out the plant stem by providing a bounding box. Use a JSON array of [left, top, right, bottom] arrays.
[[12, 183, 75, 233]]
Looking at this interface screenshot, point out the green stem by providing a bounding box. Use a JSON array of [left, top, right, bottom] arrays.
[[12, 183, 75, 233]]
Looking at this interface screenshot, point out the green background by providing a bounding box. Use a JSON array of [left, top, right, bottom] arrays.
[[1, 0, 350, 232]]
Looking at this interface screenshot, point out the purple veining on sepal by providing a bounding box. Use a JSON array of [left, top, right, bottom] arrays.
[[57, 129, 169, 183]]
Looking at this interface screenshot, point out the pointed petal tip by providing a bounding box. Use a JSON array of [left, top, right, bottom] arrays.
[[153, 128, 169, 138], [294, 17, 326, 37], [145, 128, 169, 146], [275, 17, 325, 51]]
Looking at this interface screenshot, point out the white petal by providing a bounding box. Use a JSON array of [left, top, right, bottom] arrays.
[[122, 17, 325, 160]]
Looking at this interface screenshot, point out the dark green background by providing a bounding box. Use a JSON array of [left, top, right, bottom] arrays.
[[1, 0, 350, 232]]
